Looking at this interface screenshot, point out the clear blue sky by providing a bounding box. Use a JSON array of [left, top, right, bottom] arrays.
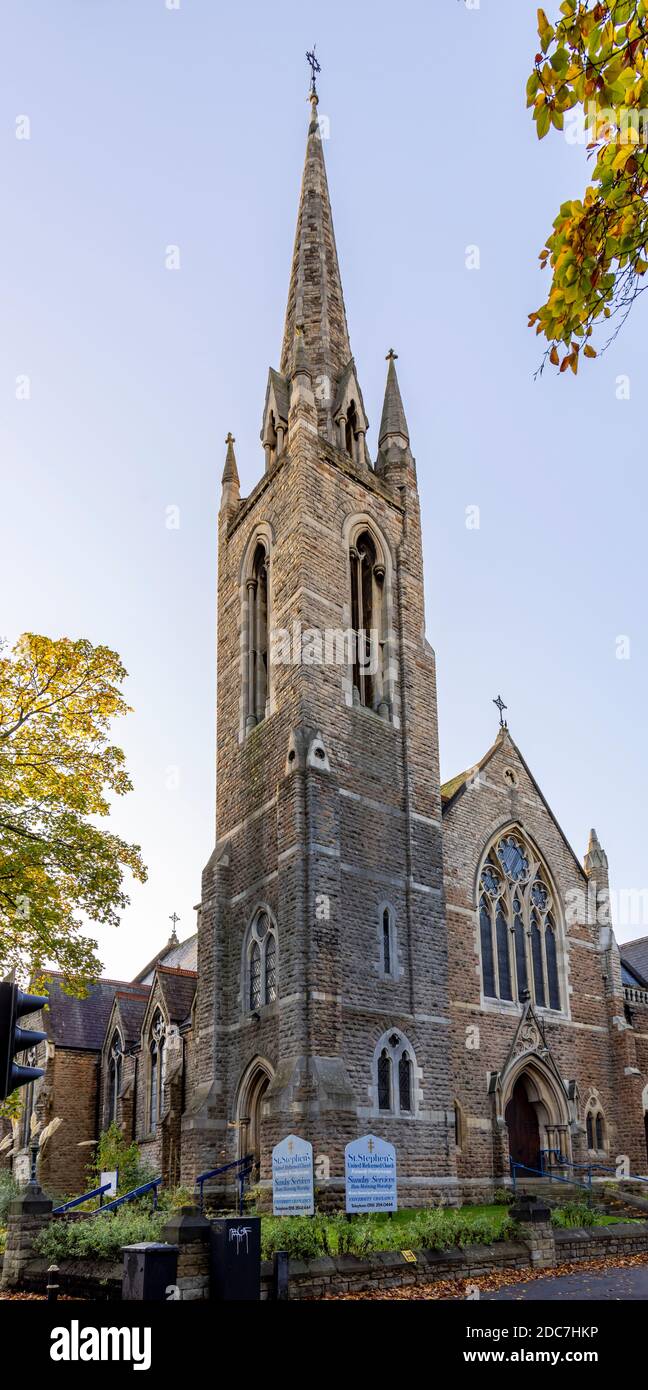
[[1, 0, 645, 977]]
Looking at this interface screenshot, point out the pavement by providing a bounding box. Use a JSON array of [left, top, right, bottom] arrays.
[[484, 1263, 648, 1300]]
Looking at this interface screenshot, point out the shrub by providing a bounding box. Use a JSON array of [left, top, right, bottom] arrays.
[[552, 1201, 596, 1229], [34, 1205, 167, 1264], [408, 1209, 508, 1251], [88, 1124, 154, 1198], [493, 1187, 514, 1206], [0, 1171, 19, 1225]]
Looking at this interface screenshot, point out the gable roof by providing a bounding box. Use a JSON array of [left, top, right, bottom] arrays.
[[38, 975, 145, 1052], [441, 728, 588, 883], [156, 967, 197, 1026], [620, 937, 648, 988], [112, 990, 151, 1045]]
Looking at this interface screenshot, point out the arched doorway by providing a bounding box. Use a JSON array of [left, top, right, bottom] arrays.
[[236, 1058, 273, 1180], [505, 1076, 540, 1171]]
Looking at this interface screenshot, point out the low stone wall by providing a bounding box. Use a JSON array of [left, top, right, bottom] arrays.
[[260, 1221, 648, 1299], [554, 1223, 648, 1261], [260, 1240, 530, 1300]]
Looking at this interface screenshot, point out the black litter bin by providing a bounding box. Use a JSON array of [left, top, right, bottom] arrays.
[[210, 1217, 261, 1301], [122, 1242, 178, 1301]]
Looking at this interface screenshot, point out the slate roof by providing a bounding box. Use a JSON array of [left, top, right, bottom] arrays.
[[620, 937, 648, 988], [38, 976, 145, 1052]]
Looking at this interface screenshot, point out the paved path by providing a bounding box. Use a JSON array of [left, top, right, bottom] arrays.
[[484, 1264, 648, 1300]]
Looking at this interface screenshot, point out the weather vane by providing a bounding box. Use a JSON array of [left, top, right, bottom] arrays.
[[493, 694, 508, 729], [306, 45, 321, 94]]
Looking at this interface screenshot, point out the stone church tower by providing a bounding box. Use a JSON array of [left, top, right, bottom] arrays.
[[181, 86, 457, 1200]]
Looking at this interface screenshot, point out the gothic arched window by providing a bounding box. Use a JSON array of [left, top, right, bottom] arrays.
[[245, 909, 278, 1013], [148, 1012, 165, 1134], [245, 540, 269, 731], [374, 1031, 417, 1116], [109, 1030, 123, 1124], [349, 528, 387, 714], [478, 832, 562, 1012], [586, 1106, 606, 1151]]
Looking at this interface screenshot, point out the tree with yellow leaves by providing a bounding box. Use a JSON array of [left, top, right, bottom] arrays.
[[528, 1, 648, 371], [0, 634, 146, 988]]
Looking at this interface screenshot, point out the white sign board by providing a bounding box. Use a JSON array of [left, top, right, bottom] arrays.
[[100, 1169, 118, 1198], [272, 1135, 314, 1216], [345, 1134, 397, 1213]]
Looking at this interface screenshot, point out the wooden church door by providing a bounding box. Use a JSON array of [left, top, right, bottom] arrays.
[[505, 1077, 540, 1171]]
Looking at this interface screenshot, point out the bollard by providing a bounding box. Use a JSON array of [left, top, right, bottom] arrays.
[[274, 1250, 289, 1301], [46, 1264, 59, 1302]]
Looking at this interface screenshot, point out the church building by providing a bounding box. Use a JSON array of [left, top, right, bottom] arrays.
[[4, 82, 648, 1205], [178, 83, 648, 1201]]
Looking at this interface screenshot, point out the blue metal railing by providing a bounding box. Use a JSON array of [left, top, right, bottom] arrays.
[[195, 1154, 254, 1215], [510, 1157, 590, 1194], [512, 1153, 648, 1195], [86, 1177, 163, 1217], [53, 1183, 112, 1215]]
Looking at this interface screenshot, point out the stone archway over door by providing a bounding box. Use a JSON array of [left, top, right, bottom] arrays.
[[236, 1059, 273, 1179], [505, 1077, 540, 1171]]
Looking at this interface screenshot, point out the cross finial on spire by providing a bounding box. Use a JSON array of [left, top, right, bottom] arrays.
[[169, 911, 180, 942], [225, 432, 235, 446], [493, 694, 508, 729], [306, 45, 321, 95], [386, 348, 398, 361]]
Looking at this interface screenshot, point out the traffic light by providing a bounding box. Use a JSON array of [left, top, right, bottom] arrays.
[[0, 982, 48, 1103]]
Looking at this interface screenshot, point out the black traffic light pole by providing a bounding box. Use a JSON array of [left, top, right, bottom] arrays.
[[0, 981, 48, 1103]]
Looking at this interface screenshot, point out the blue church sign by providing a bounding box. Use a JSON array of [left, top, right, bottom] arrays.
[[345, 1134, 397, 1213]]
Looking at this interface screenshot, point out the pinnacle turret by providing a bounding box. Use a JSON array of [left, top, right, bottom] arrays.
[[584, 827, 608, 877], [378, 350, 410, 451], [220, 432, 240, 514]]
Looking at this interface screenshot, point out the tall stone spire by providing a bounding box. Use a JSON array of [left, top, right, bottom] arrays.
[[378, 350, 410, 451], [280, 90, 353, 415]]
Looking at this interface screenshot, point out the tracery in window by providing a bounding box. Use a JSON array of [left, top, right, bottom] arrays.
[[479, 832, 561, 1011], [245, 910, 278, 1012]]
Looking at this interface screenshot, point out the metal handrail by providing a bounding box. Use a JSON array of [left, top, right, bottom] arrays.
[[512, 1154, 648, 1195], [510, 1157, 592, 1194], [85, 1177, 163, 1217], [195, 1154, 254, 1215], [53, 1183, 112, 1215]]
